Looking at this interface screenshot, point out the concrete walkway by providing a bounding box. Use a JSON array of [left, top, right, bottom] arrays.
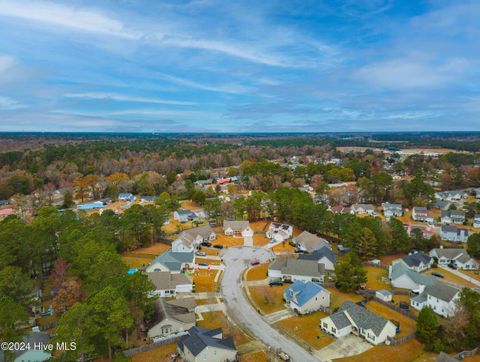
[[438, 265, 480, 287], [263, 309, 294, 324], [314, 335, 372, 361]]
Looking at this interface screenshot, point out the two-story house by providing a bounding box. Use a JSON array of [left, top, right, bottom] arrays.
[[411, 282, 460, 318], [382, 203, 403, 219], [441, 210, 466, 225], [172, 226, 216, 253], [440, 225, 469, 243], [283, 280, 330, 314]]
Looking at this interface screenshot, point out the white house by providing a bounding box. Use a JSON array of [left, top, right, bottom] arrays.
[[148, 271, 193, 297], [177, 327, 237, 362], [412, 207, 434, 223], [283, 280, 330, 314], [429, 248, 479, 270], [375, 290, 393, 302], [268, 256, 325, 283], [223, 220, 254, 245], [382, 203, 403, 219], [399, 252, 433, 272], [351, 204, 376, 216], [320, 301, 397, 345], [441, 210, 465, 225], [172, 226, 216, 253], [266, 222, 293, 242], [474, 214, 480, 228], [118, 192, 135, 202], [146, 251, 195, 273], [173, 210, 197, 223], [389, 261, 437, 292], [411, 282, 460, 318], [440, 225, 469, 243], [293, 231, 330, 253], [435, 190, 468, 201]]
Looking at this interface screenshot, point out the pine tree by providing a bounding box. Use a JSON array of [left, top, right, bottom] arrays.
[[417, 307, 442, 351]]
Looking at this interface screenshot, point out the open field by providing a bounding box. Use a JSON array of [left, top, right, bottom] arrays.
[[192, 269, 221, 293], [239, 351, 268, 362], [425, 267, 478, 288], [274, 311, 334, 350], [365, 301, 416, 338], [180, 200, 202, 210], [213, 233, 245, 247], [459, 269, 480, 281], [121, 254, 154, 269], [379, 253, 406, 265], [365, 266, 391, 290], [253, 233, 270, 247], [246, 263, 269, 281], [131, 242, 171, 255], [249, 284, 288, 314], [250, 220, 269, 231], [131, 342, 177, 362], [327, 288, 363, 309], [197, 311, 252, 346]]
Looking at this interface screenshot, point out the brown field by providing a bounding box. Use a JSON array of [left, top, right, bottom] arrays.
[[459, 269, 480, 281], [246, 263, 269, 281], [195, 298, 221, 305], [379, 254, 406, 265], [132, 242, 171, 255], [334, 338, 431, 362], [365, 301, 416, 338], [271, 241, 295, 253], [425, 267, 478, 289], [274, 311, 334, 350], [240, 351, 268, 362], [213, 233, 245, 247], [198, 311, 252, 346], [249, 285, 288, 314], [196, 257, 222, 265], [192, 269, 221, 292], [131, 342, 177, 362], [365, 266, 391, 290], [327, 288, 363, 309], [121, 255, 154, 269], [253, 233, 270, 247], [180, 199, 202, 210], [201, 247, 220, 256], [250, 220, 269, 231]]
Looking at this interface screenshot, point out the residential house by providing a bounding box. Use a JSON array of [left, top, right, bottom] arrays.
[[329, 206, 351, 214], [177, 327, 237, 362], [192, 209, 209, 219], [148, 271, 193, 297], [148, 297, 196, 339], [406, 224, 435, 239], [412, 207, 434, 223], [140, 195, 155, 203], [440, 225, 469, 243], [293, 231, 330, 253], [474, 214, 480, 228], [389, 261, 437, 292], [174, 209, 198, 223], [0, 199, 9, 206], [434, 199, 453, 211], [435, 190, 468, 201], [382, 203, 403, 219], [436, 352, 459, 362], [429, 248, 479, 270], [441, 210, 466, 225], [375, 290, 393, 302], [298, 246, 336, 271], [194, 179, 213, 187], [172, 226, 216, 253], [350, 204, 376, 216], [0, 328, 52, 362], [146, 251, 195, 273], [268, 255, 325, 283], [411, 282, 460, 318], [77, 201, 105, 211], [118, 192, 135, 202], [283, 280, 330, 314], [320, 301, 397, 345], [223, 220, 254, 245], [400, 252, 433, 272], [266, 222, 293, 242]]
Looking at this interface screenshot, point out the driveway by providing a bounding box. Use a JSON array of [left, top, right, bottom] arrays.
[[314, 334, 372, 361], [220, 247, 322, 362]]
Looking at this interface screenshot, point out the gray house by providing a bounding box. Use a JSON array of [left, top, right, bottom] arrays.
[[440, 225, 469, 243], [293, 231, 330, 253], [148, 298, 196, 339], [382, 202, 403, 219], [177, 327, 237, 362], [268, 255, 325, 283], [441, 210, 465, 225], [146, 251, 195, 273]]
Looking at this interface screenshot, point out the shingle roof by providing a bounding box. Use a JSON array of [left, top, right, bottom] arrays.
[[284, 280, 328, 307], [270, 256, 325, 278], [436, 352, 459, 362], [424, 282, 459, 303], [293, 231, 329, 252], [390, 262, 437, 287], [152, 297, 196, 326], [148, 251, 194, 272], [148, 271, 191, 290], [402, 253, 432, 268], [298, 246, 336, 264], [223, 220, 250, 232], [179, 327, 236, 357], [339, 301, 389, 336]]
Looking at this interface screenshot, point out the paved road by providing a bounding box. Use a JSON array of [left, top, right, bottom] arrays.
[[220, 246, 322, 362], [438, 265, 480, 287]]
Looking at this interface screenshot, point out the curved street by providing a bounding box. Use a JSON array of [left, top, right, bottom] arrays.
[[220, 246, 322, 362]]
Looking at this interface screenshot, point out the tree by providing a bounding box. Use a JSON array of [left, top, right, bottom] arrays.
[[335, 252, 367, 292], [63, 191, 74, 208], [0, 266, 33, 305], [417, 307, 442, 351], [467, 233, 480, 258], [355, 227, 378, 260], [52, 277, 82, 312], [0, 297, 28, 342], [389, 218, 411, 253]]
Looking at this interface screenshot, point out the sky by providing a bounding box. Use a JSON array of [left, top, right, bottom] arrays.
[[0, 0, 479, 132]]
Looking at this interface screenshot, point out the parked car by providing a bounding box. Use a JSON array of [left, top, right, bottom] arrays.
[[250, 259, 260, 266], [269, 280, 283, 287], [198, 262, 208, 267], [213, 244, 224, 249], [432, 272, 444, 278], [399, 302, 410, 311], [294, 249, 307, 254], [201, 241, 212, 247], [196, 251, 206, 257], [278, 351, 290, 361], [448, 263, 457, 270]]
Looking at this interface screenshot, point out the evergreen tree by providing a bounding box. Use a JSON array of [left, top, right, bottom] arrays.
[[417, 307, 442, 351], [335, 252, 367, 292]]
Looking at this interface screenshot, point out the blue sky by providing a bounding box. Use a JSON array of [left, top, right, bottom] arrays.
[[0, 0, 479, 132]]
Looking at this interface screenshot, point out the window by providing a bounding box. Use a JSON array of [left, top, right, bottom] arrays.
[[332, 327, 336, 333]]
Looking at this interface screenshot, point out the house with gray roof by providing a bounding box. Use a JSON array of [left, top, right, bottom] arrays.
[[146, 251, 195, 273], [382, 202, 403, 219], [400, 252, 433, 272], [411, 282, 460, 318], [389, 260, 437, 292], [148, 271, 193, 297], [440, 225, 469, 243], [148, 297, 196, 339], [268, 255, 325, 283], [177, 326, 237, 362], [284, 280, 330, 314], [172, 226, 216, 253], [320, 301, 397, 345], [441, 210, 466, 225], [298, 246, 336, 271], [429, 248, 479, 270], [474, 214, 480, 228], [266, 222, 293, 242], [434, 199, 453, 211], [174, 209, 198, 223], [435, 190, 468, 201], [223, 220, 253, 245], [350, 204, 376, 216], [293, 231, 330, 253]]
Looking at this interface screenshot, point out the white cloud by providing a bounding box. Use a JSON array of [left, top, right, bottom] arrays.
[[64, 92, 196, 106], [0, 96, 25, 110], [156, 73, 252, 94]]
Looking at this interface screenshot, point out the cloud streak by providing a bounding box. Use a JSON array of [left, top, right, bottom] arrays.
[[64, 92, 196, 106]]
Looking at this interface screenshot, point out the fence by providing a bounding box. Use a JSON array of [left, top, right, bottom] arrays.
[[356, 290, 418, 320], [123, 335, 183, 357], [363, 261, 389, 270], [388, 333, 416, 346], [454, 346, 479, 360]]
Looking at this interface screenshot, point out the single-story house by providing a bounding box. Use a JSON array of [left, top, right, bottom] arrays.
[[293, 231, 330, 253], [194, 179, 213, 187], [435, 190, 468, 201], [284, 280, 330, 314], [434, 199, 453, 211], [320, 301, 397, 345], [0, 328, 52, 362], [172, 226, 216, 253], [223, 220, 253, 237], [389, 260, 437, 292], [146, 251, 195, 273], [298, 246, 336, 271], [474, 214, 480, 228], [268, 255, 325, 283], [411, 282, 460, 318], [400, 252, 433, 272], [429, 248, 479, 270], [174, 209, 198, 223], [382, 203, 403, 219], [266, 222, 293, 242], [118, 192, 136, 202], [441, 210, 465, 225], [440, 225, 469, 243], [148, 271, 193, 297], [77, 201, 105, 211], [375, 290, 393, 302], [350, 204, 376, 216], [140, 195, 156, 203], [148, 297, 196, 339], [177, 327, 237, 362]]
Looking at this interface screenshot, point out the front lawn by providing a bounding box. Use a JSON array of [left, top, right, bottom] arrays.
[[246, 263, 269, 281], [192, 269, 221, 292], [365, 301, 416, 338], [131, 342, 177, 362], [249, 285, 288, 314], [198, 311, 252, 346], [365, 266, 391, 290]]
